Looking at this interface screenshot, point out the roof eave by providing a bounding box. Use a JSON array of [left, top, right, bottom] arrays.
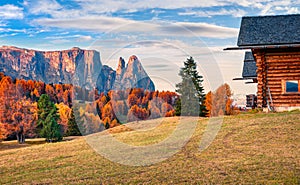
[[233, 77, 257, 81], [224, 44, 300, 51]]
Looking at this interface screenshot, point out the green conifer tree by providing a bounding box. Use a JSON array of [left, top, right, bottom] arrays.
[[65, 109, 82, 136], [176, 57, 206, 116], [37, 94, 62, 142]]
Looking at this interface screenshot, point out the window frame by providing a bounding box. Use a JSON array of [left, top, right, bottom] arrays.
[[282, 79, 300, 94]]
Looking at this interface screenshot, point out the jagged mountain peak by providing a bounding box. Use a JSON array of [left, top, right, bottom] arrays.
[[114, 55, 154, 91], [71, 47, 82, 50], [116, 57, 125, 75], [128, 55, 139, 63], [98, 55, 155, 92], [125, 55, 144, 75]]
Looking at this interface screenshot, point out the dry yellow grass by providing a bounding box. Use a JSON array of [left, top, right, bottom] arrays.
[[0, 111, 299, 184]]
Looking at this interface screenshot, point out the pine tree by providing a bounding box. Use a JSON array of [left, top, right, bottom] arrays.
[[65, 109, 81, 136], [176, 57, 206, 116], [37, 94, 62, 142], [174, 98, 181, 116]]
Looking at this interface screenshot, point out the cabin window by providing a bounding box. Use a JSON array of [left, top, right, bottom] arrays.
[[285, 80, 299, 93]]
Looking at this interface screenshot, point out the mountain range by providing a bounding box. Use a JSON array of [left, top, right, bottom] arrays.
[[0, 46, 155, 92]]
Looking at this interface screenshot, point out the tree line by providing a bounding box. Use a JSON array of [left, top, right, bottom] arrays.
[[0, 57, 237, 143], [0, 73, 179, 142]]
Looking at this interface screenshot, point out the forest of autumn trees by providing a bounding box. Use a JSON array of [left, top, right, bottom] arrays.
[[92, 88, 178, 130], [0, 73, 179, 141], [0, 62, 237, 142]]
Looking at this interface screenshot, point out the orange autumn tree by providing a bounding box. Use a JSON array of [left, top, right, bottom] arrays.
[[0, 76, 19, 140], [102, 103, 114, 122], [45, 84, 56, 102], [127, 93, 139, 107], [0, 76, 14, 139], [55, 84, 64, 103], [205, 83, 236, 117], [161, 102, 174, 117], [0, 123, 6, 141], [127, 105, 148, 122], [204, 91, 213, 117], [11, 99, 38, 143], [56, 102, 72, 135]]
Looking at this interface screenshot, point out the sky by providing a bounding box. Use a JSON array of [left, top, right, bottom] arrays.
[[1, 0, 300, 95]]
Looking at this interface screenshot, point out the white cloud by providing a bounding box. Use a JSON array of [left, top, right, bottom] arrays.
[[0, 33, 18, 38], [49, 39, 70, 44], [252, 0, 300, 15], [168, 22, 239, 38], [76, 35, 93, 42], [178, 8, 247, 17], [73, 0, 227, 13], [0, 28, 26, 33], [33, 16, 238, 39], [45, 34, 93, 43], [0, 4, 24, 19], [275, 6, 300, 14], [24, 0, 62, 15], [287, 7, 300, 14]]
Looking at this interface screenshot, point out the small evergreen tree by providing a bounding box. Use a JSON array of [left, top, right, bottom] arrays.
[[174, 98, 181, 116], [65, 109, 81, 136], [176, 57, 206, 116], [37, 94, 62, 142]]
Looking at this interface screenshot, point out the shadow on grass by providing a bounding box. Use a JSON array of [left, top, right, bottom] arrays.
[[0, 136, 81, 151]]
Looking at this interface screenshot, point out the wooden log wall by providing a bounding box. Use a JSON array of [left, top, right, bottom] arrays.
[[253, 51, 266, 107], [253, 48, 300, 108]]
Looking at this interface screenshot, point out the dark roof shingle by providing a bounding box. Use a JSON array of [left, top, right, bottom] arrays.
[[242, 52, 257, 78], [237, 14, 300, 46]]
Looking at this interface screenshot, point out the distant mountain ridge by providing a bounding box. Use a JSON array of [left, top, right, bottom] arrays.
[[0, 46, 155, 92], [0, 46, 101, 89]]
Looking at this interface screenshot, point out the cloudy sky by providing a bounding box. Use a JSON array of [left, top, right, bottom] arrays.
[[1, 0, 300, 95]]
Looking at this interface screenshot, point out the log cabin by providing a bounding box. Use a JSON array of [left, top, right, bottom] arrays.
[[226, 14, 300, 111]]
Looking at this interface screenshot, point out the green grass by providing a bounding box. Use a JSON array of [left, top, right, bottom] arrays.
[[0, 112, 299, 184]]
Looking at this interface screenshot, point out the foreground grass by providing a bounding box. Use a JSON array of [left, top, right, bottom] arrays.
[[0, 112, 299, 184]]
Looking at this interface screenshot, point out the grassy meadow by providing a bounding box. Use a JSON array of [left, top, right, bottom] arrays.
[[0, 111, 299, 184]]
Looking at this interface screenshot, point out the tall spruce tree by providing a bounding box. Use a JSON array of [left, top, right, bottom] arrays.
[[37, 94, 62, 142], [176, 57, 206, 116]]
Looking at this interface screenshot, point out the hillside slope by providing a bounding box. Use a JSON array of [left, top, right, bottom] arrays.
[[0, 112, 299, 184]]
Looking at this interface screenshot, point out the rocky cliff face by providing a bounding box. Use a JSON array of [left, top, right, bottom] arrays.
[[0, 46, 155, 93], [0, 46, 102, 89], [97, 55, 155, 92], [96, 65, 116, 94]]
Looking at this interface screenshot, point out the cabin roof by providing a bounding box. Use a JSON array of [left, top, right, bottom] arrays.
[[237, 14, 300, 46], [242, 52, 257, 78], [233, 52, 257, 81]]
